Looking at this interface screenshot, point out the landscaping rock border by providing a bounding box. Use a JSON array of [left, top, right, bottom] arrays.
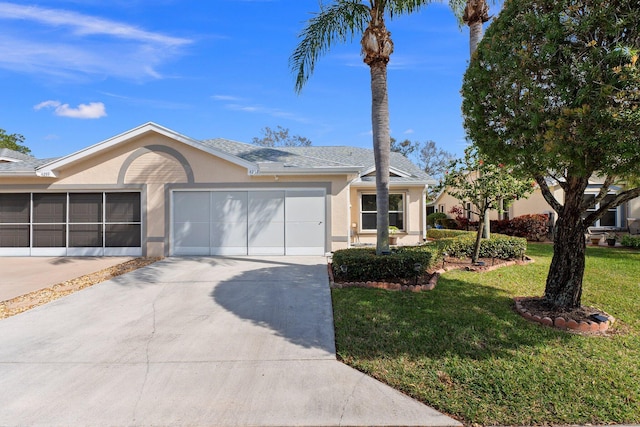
[[514, 296, 616, 334]]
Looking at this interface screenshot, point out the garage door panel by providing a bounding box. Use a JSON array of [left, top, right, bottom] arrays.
[[173, 222, 211, 255], [285, 222, 324, 255], [210, 192, 248, 255], [285, 190, 325, 222], [173, 192, 210, 222], [285, 190, 325, 255], [248, 220, 284, 255], [248, 191, 284, 255], [210, 192, 247, 221]]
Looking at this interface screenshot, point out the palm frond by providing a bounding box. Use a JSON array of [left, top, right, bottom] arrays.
[[290, 0, 370, 93]]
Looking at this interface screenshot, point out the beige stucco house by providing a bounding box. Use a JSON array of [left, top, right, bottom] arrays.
[[432, 177, 640, 230], [0, 123, 435, 257]]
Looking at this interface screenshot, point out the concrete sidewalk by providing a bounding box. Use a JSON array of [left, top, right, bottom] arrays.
[[0, 256, 133, 301], [0, 256, 461, 427]]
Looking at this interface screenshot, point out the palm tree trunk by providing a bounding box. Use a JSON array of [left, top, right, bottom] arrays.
[[469, 21, 483, 56], [371, 61, 391, 255]]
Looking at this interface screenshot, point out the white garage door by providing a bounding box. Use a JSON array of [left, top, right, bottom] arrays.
[[172, 189, 325, 256]]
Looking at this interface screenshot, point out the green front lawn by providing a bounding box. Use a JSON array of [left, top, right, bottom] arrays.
[[331, 243, 640, 425]]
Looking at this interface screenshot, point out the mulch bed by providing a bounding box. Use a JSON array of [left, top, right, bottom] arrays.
[[0, 257, 161, 320]]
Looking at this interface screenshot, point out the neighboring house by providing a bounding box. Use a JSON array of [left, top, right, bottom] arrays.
[[0, 123, 435, 257], [432, 176, 640, 230]]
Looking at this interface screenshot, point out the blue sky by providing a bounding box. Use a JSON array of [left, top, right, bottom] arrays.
[[0, 0, 501, 160]]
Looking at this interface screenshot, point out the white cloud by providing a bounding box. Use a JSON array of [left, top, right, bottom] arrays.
[[404, 129, 415, 135], [217, 98, 310, 123], [0, 2, 189, 46], [212, 95, 243, 101], [34, 100, 107, 119], [0, 2, 192, 81]]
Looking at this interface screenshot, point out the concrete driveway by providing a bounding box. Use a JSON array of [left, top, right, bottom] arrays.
[[0, 256, 461, 427], [0, 256, 134, 301]]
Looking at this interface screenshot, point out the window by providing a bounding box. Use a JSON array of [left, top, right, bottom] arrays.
[[583, 193, 619, 227], [361, 193, 404, 231]]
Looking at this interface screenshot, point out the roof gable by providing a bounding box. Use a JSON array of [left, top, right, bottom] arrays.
[[36, 122, 258, 178]]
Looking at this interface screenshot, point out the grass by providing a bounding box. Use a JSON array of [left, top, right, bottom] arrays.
[[331, 243, 640, 425]]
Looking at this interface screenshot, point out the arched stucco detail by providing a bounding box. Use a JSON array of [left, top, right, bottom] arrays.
[[118, 145, 195, 185]]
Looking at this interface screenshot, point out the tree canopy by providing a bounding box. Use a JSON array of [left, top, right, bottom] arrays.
[[462, 0, 640, 309], [252, 126, 312, 147], [444, 146, 533, 262], [0, 128, 30, 154]]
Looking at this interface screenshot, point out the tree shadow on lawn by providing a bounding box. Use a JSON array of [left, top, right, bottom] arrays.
[[332, 275, 576, 362]]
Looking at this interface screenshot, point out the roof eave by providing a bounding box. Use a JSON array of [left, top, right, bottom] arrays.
[[352, 178, 437, 187], [253, 166, 361, 176]]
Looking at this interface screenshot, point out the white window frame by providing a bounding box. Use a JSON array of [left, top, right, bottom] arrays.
[[583, 191, 621, 228], [359, 192, 405, 232]]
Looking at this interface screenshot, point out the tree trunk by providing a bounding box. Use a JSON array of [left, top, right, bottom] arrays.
[[472, 211, 484, 263], [370, 61, 391, 255], [543, 179, 589, 309], [469, 21, 483, 56]]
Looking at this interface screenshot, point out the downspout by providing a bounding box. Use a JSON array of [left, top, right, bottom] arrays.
[[422, 185, 428, 242]]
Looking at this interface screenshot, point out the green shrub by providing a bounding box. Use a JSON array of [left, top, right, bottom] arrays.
[[332, 246, 440, 282], [621, 235, 640, 248], [437, 233, 527, 259], [509, 214, 549, 241], [427, 229, 474, 240], [438, 218, 459, 229], [427, 212, 447, 226]]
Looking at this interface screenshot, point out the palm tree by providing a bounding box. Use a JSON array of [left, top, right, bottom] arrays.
[[463, 0, 491, 238], [291, 0, 463, 255], [463, 0, 490, 56]]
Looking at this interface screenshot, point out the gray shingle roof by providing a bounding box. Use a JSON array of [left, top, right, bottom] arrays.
[[0, 157, 58, 174], [202, 138, 433, 181], [0, 148, 35, 162], [0, 133, 433, 184]]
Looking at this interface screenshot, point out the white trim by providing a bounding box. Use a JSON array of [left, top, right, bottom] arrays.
[[358, 191, 406, 233], [67, 247, 104, 256], [36, 122, 259, 177], [351, 179, 436, 187], [254, 166, 360, 175], [360, 165, 413, 178], [104, 247, 142, 257], [30, 248, 67, 257], [286, 246, 325, 256], [0, 157, 20, 163], [0, 248, 30, 256]]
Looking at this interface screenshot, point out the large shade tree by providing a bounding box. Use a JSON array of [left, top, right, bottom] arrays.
[[463, 0, 640, 309], [291, 0, 463, 254]]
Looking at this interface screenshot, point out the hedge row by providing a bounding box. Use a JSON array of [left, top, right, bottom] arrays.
[[427, 229, 474, 239], [332, 246, 440, 283], [436, 233, 527, 259], [491, 214, 549, 241], [621, 235, 640, 248]]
